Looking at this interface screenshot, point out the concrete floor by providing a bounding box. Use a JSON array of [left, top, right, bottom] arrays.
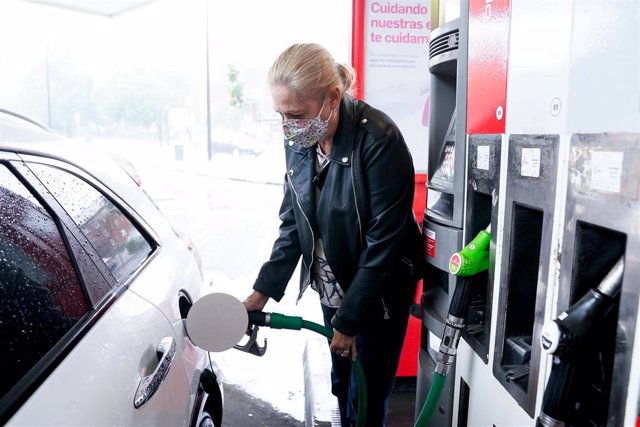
[[221, 384, 303, 426], [387, 377, 417, 427], [387, 387, 417, 427], [221, 381, 417, 426]]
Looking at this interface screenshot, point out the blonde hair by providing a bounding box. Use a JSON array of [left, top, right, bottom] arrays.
[[268, 43, 355, 101]]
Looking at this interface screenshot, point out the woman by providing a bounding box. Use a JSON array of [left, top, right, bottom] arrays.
[[243, 43, 422, 426]]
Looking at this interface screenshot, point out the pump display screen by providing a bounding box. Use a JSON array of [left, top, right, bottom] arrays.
[[432, 141, 455, 184]]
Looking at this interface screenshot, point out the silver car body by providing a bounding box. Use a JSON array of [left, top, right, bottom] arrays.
[[0, 111, 222, 426]]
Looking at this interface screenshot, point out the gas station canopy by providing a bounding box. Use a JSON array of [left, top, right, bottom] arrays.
[[24, 0, 159, 17]]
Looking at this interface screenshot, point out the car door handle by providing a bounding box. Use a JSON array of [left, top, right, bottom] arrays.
[[134, 336, 176, 409]]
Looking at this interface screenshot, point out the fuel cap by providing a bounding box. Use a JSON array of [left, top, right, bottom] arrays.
[[186, 293, 248, 352]]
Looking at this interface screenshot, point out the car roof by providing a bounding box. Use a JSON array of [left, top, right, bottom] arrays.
[[0, 109, 172, 244], [0, 109, 128, 189], [0, 109, 65, 144]]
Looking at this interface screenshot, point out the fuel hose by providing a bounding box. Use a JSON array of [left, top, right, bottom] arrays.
[[414, 372, 446, 426], [186, 294, 367, 426], [247, 311, 368, 427]]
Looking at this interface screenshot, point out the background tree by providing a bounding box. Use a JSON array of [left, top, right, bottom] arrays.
[[226, 64, 248, 130], [227, 64, 245, 110]]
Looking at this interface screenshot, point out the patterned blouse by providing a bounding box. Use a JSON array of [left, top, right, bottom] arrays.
[[311, 145, 345, 307]]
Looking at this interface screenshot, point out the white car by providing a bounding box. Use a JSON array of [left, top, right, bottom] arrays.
[[0, 110, 223, 426]]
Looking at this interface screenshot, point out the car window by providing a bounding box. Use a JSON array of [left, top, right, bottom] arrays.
[[0, 163, 88, 401], [28, 163, 153, 284]]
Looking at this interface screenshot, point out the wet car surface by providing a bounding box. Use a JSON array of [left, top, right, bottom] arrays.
[[0, 110, 224, 426]]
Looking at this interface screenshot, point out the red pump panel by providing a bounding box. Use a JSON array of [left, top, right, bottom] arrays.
[[466, 0, 511, 134], [351, 0, 366, 100]]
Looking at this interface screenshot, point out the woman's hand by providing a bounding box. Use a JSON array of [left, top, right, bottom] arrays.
[[242, 290, 270, 312], [330, 329, 357, 362]]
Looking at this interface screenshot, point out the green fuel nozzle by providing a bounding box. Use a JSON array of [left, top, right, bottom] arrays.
[[435, 225, 493, 376], [448, 224, 491, 277]]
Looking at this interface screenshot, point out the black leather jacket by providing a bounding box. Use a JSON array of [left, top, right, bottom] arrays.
[[253, 95, 422, 335]]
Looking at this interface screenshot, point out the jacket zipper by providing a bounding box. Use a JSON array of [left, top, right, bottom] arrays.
[[381, 298, 390, 320], [350, 150, 365, 247], [287, 173, 315, 301], [352, 149, 388, 320], [402, 256, 415, 277]]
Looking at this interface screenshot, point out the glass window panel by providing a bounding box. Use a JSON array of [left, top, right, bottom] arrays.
[[0, 164, 88, 400], [29, 163, 152, 283]]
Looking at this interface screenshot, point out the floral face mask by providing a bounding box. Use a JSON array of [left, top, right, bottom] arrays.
[[282, 99, 334, 148]]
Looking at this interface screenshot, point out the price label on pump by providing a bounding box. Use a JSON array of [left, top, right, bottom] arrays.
[[476, 145, 490, 170], [521, 148, 541, 178], [590, 151, 623, 194]]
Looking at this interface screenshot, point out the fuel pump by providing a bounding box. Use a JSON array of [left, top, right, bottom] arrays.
[[538, 257, 625, 427]]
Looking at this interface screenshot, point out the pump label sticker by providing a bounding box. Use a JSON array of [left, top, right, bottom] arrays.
[[590, 151, 623, 194], [425, 229, 436, 258], [477, 145, 491, 170], [521, 148, 541, 178], [449, 253, 462, 274]]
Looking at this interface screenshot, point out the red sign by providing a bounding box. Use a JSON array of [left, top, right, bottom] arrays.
[[425, 229, 436, 258], [466, 0, 511, 134]]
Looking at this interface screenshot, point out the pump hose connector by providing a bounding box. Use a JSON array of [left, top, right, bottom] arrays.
[[435, 314, 465, 376]]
